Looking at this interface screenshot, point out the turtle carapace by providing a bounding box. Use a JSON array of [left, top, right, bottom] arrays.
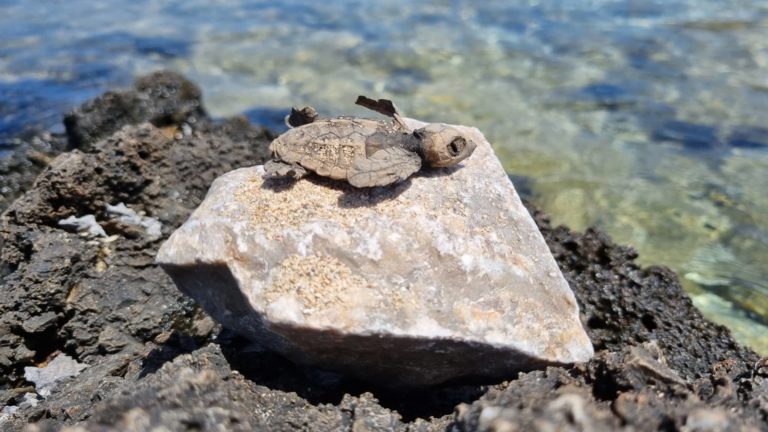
[[264, 96, 477, 188]]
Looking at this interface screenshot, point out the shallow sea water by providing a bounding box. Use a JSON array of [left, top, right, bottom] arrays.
[[1, 0, 767, 352]]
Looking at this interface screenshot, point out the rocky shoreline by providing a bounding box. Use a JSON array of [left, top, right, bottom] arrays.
[[1, 72, 766, 431]]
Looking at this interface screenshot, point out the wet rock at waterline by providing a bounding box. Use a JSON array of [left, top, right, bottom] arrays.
[[157, 121, 593, 386]]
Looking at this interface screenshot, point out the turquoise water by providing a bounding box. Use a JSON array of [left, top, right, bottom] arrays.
[[1, 0, 767, 352]]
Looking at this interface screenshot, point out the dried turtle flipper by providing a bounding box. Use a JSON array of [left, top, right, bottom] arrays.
[[270, 106, 320, 179], [348, 146, 422, 188], [355, 96, 410, 132], [284, 106, 319, 128]]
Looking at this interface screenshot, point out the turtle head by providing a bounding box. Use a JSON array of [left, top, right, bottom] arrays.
[[413, 124, 477, 167]]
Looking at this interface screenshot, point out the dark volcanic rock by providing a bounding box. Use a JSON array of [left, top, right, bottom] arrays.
[[0, 117, 273, 387], [63, 70, 206, 151], [1, 72, 767, 431], [35, 345, 433, 432], [0, 72, 274, 432], [541, 220, 754, 381], [0, 131, 68, 213], [0, 71, 208, 214]]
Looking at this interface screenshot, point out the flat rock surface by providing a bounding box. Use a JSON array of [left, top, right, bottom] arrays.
[[157, 121, 593, 386]]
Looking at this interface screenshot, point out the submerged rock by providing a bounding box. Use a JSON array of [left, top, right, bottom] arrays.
[[157, 120, 593, 386]]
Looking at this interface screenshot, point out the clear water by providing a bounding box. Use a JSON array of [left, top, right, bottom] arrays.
[[2, 0, 767, 352]]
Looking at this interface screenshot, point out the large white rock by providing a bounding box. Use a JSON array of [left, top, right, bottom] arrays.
[[157, 120, 593, 386]]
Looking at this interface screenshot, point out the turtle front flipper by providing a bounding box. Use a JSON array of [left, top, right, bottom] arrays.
[[348, 147, 421, 188], [355, 96, 410, 132], [263, 160, 308, 180], [284, 106, 319, 128]]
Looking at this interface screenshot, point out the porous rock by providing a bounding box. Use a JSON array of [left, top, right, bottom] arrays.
[[157, 120, 593, 386], [63, 70, 205, 150], [0, 116, 273, 389], [2, 71, 208, 214]]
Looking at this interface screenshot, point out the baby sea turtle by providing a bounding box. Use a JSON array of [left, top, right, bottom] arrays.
[[264, 96, 477, 188]]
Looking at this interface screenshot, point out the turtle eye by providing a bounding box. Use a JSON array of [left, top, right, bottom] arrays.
[[447, 137, 465, 156], [412, 129, 424, 140]]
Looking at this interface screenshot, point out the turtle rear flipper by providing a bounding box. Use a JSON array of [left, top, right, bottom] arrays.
[[264, 160, 308, 180], [348, 147, 421, 188], [355, 96, 410, 132], [285, 106, 319, 128]]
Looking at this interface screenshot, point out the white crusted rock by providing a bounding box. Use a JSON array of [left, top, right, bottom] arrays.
[[24, 354, 88, 397], [157, 120, 593, 386]]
